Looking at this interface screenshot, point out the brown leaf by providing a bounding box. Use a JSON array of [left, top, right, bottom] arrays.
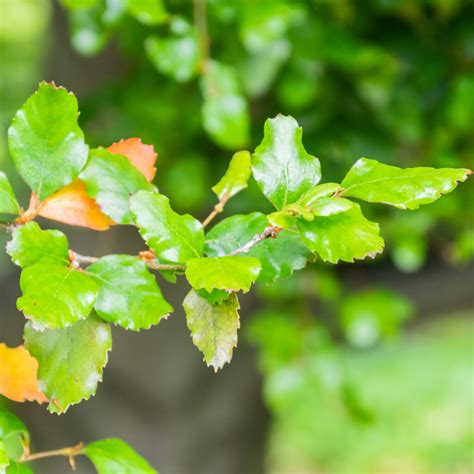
[[0, 343, 48, 404]]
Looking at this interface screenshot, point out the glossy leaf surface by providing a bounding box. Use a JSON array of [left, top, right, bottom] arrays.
[[252, 115, 321, 209], [183, 290, 240, 371], [0, 173, 20, 215], [341, 158, 471, 210], [88, 255, 172, 331], [17, 263, 98, 329], [212, 151, 251, 200], [130, 191, 204, 264], [24, 315, 112, 414], [7, 82, 88, 200]]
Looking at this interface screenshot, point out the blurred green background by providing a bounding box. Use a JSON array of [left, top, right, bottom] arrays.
[[0, 1, 473, 473]]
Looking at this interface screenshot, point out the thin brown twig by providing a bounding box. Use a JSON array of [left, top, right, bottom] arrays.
[[228, 225, 282, 256], [202, 194, 228, 228], [193, 0, 210, 72], [19, 442, 85, 468]]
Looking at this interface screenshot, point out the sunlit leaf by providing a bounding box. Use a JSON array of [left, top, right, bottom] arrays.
[[341, 158, 472, 210], [80, 148, 153, 224], [6, 222, 69, 268], [186, 256, 261, 293], [201, 61, 250, 149], [88, 255, 173, 331], [127, 0, 167, 25], [0, 345, 47, 404], [252, 115, 321, 209], [24, 314, 112, 414], [130, 190, 204, 264], [212, 151, 251, 201], [183, 290, 240, 371], [7, 82, 88, 200], [17, 263, 98, 329], [0, 408, 31, 464], [85, 438, 157, 474], [297, 203, 384, 263], [0, 173, 20, 215]]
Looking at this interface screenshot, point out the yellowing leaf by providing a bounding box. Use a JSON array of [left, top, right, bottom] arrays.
[[0, 344, 47, 404], [36, 181, 114, 231], [107, 138, 157, 182]]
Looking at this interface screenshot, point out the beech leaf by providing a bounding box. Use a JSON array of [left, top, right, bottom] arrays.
[[7, 82, 88, 200], [24, 314, 112, 414], [341, 158, 472, 210], [252, 115, 321, 210], [85, 438, 157, 474], [185, 256, 261, 293], [0, 173, 20, 215], [0, 345, 47, 404], [130, 190, 204, 264], [17, 263, 98, 329], [183, 290, 240, 371], [6, 222, 69, 268], [297, 203, 385, 263], [80, 148, 153, 224], [88, 255, 173, 331], [212, 151, 252, 201]]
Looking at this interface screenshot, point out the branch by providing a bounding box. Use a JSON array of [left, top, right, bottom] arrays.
[[228, 225, 281, 256], [19, 442, 85, 470], [202, 194, 228, 228]]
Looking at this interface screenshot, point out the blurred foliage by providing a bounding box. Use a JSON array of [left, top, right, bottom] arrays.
[[250, 314, 473, 474]]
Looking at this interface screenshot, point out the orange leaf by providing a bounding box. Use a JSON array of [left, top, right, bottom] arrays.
[[107, 138, 157, 182], [36, 180, 114, 231], [0, 344, 48, 404]]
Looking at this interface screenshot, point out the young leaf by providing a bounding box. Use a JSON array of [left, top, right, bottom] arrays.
[[17, 263, 98, 329], [0, 345, 47, 404], [6, 222, 69, 268], [85, 438, 157, 474], [295, 182, 341, 206], [0, 409, 31, 464], [0, 442, 8, 472], [35, 180, 114, 231], [212, 151, 252, 201], [205, 212, 311, 283], [145, 17, 199, 83], [24, 314, 112, 414], [297, 203, 384, 263], [197, 288, 231, 305], [285, 197, 354, 221], [0, 173, 20, 215], [252, 115, 321, 209], [341, 158, 472, 210], [7, 82, 88, 200], [183, 290, 240, 371], [80, 148, 153, 224], [185, 256, 261, 293], [5, 462, 33, 474], [88, 255, 173, 331], [201, 61, 250, 149], [130, 190, 204, 264], [106, 138, 157, 182]]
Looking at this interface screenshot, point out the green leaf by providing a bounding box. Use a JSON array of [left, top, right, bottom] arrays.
[[6, 462, 33, 474], [0, 173, 20, 215], [6, 222, 69, 268], [24, 314, 112, 414], [341, 289, 414, 348], [0, 442, 9, 473], [85, 438, 157, 474], [341, 158, 472, 210], [212, 151, 252, 201], [252, 115, 321, 210], [88, 255, 173, 331], [186, 256, 261, 293], [267, 211, 297, 230], [7, 82, 88, 200], [0, 410, 29, 462], [297, 203, 384, 263], [196, 288, 231, 305], [130, 190, 204, 264], [183, 290, 240, 371], [295, 183, 341, 207], [201, 61, 250, 150], [145, 18, 199, 83], [80, 148, 153, 224], [127, 0, 168, 25], [285, 197, 354, 221], [60, 0, 99, 8], [205, 212, 311, 283], [17, 263, 98, 329]]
